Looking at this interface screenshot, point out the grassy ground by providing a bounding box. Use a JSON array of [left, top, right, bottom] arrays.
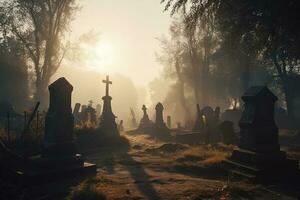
[[66, 132, 299, 200], [1, 130, 299, 199]]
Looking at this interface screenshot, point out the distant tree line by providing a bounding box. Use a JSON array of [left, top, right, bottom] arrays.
[[0, 0, 78, 109], [159, 0, 300, 122]]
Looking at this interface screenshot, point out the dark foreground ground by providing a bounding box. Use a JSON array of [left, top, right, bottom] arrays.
[[1, 130, 300, 200]]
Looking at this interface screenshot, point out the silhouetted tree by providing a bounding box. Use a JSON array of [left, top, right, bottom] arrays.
[[0, 36, 29, 110], [0, 0, 78, 107], [162, 0, 300, 120]]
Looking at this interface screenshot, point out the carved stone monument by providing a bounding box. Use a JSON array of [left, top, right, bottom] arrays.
[[138, 105, 153, 130], [41, 78, 96, 170], [99, 75, 119, 136], [224, 86, 299, 181]]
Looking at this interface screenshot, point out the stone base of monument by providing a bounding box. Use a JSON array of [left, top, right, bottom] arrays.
[[223, 148, 299, 182], [0, 154, 96, 185]]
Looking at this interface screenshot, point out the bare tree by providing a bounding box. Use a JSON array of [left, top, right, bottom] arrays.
[[0, 0, 78, 107]]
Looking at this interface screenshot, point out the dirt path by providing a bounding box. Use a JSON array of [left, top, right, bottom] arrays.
[[80, 134, 298, 200]]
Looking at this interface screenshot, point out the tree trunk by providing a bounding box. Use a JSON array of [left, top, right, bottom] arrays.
[[175, 60, 192, 122], [35, 79, 49, 109]]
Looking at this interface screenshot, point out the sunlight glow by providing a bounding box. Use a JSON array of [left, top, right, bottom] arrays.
[[84, 40, 116, 73]]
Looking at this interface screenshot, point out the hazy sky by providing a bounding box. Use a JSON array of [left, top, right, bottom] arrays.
[[60, 0, 172, 87]]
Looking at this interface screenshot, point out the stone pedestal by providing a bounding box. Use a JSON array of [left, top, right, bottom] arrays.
[[224, 86, 299, 182], [137, 105, 154, 131], [99, 95, 119, 136]]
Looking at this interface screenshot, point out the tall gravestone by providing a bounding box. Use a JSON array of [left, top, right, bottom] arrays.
[[43, 78, 76, 157], [29, 77, 96, 181], [154, 102, 170, 137], [224, 86, 299, 181], [155, 103, 165, 128], [99, 76, 119, 136], [193, 104, 205, 132]]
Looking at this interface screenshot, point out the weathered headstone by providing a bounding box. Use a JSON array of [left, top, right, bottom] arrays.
[[224, 86, 299, 181], [153, 102, 170, 138], [99, 75, 119, 136], [155, 102, 166, 128], [19, 78, 96, 183], [219, 121, 237, 145], [202, 106, 220, 144], [220, 108, 242, 131], [43, 78, 76, 157], [193, 104, 205, 132]]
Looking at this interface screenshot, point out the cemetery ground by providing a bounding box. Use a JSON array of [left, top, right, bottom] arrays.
[[2, 129, 299, 200]]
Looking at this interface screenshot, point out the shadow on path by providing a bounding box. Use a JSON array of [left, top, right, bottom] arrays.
[[121, 153, 162, 200]]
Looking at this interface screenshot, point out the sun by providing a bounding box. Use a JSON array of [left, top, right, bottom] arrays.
[[85, 40, 116, 73]]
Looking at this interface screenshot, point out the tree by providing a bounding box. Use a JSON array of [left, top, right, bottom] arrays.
[[0, 35, 29, 110], [162, 0, 300, 120], [0, 0, 78, 107]]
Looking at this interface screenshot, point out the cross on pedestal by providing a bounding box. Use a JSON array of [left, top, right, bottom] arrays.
[[102, 75, 112, 96]]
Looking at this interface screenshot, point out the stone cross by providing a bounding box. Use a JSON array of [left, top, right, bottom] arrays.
[[99, 76, 118, 135], [102, 75, 112, 96]]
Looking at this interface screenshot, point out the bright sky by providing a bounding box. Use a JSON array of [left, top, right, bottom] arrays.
[[67, 0, 172, 87]]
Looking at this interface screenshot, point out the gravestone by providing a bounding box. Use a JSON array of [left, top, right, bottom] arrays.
[[155, 102, 166, 128], [202, 106, 220, 144], [43, 78, 76, 157], [99, 75, 119, 136], [127, 105, 154, 134], [219, 121, 237, 145], [153, 102, 170, 137], [6, 77, 97, 184], [220, 108, 242, 131], [224, 86, 299, 181], [193, 104, 205, 132], [138, 105, 152, 130]]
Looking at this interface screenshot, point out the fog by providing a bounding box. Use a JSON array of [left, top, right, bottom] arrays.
[[51, 65, 149, 126]]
